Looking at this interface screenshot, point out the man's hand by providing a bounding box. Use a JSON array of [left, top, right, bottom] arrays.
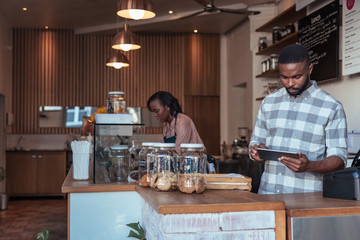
[[249, 143, 267, 162], [278, 153, 309, 172]]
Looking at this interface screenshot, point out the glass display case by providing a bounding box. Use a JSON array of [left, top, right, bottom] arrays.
[[93, 123, 145, 183]]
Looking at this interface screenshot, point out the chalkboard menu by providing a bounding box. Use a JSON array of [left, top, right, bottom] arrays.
[[298, 1, 339, 82]]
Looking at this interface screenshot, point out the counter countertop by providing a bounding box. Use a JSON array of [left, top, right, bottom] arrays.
[[61, 167, 137, 193], [62, 169, 360, 215]]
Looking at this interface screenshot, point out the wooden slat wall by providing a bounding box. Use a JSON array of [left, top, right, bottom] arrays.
[[12, 29, 186, 134], [183, 34, 221, 155], [12, 30, 220, 152]]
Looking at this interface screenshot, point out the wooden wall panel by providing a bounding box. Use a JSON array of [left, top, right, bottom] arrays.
[[184, 34, 220, 96], [12, 29, 220, 151], [184, 96, 220, 155]]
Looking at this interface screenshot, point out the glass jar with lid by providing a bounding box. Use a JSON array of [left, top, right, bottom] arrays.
[[107, 145, 130, 182], [258, 36, 268, 52], [178, 143, 206, 194], [150, 143, 177, 191], [138, 142, 156, 187], [272, 26, 282, 43], [106, 91, 126, 113], [269, 54, 279, 70]]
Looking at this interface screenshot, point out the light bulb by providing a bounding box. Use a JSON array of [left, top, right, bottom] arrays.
[[120, 44, 132, 51], [128, 9, 145, 20], [113, 63, 123, 69]]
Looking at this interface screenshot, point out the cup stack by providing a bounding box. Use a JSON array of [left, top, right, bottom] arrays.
[[71, 140, 91, 180]]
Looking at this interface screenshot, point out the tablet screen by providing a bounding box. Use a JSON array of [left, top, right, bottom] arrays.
[[257, 148, 299, 161]]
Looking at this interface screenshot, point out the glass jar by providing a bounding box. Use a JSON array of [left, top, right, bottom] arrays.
[[178, 143, 206, 194], [270, 54, 279, 70], [151, 143, 177, 191], [106, 91, 126, 113], [138, 142, 156, 187], [285, 23, 295, 35], [129, 140, 141, 182], [107, 145, 130, 182], [258, 36, 268, 52], [272, 26, 282, 43]]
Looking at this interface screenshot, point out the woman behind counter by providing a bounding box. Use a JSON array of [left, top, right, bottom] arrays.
[[147, 91, 203, 153]]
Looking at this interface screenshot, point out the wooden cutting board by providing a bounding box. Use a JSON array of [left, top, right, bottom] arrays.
[[206, 173, 252, 191]]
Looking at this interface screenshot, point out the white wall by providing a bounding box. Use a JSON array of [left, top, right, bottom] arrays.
[[222, 0, 360, 148], [221, 19, 252, 144]]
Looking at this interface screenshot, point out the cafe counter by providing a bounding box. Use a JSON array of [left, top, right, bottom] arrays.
[[62, 169, 360, 240]]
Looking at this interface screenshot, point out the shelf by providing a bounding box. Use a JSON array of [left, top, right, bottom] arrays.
[[256, 68, 279, 78], [233, 82, 247, 88], [256, 4, 306, 32], [256, 96, 265, 101], [256, 32, 298, 55]]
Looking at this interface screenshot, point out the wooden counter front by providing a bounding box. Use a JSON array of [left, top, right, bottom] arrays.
[[136, 186, 285, 214]]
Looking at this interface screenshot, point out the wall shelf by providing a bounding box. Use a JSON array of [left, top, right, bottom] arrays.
[[256, 68, 279, 78], [256, 96, 265, 101], [256, 32, 298, 56], [256, 5, 306, 32]]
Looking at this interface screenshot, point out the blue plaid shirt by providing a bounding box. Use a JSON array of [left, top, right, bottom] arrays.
[[250, 81, 348, 194]]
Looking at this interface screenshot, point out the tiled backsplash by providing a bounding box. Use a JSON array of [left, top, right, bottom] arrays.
[[6, 134, 163, 151]]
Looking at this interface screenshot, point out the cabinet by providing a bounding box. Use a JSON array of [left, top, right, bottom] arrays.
[[254, 4, 306, 100], [6, 151, 66, 196]]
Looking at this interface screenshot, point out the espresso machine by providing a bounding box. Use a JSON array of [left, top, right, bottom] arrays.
[[232, 127, 249, 158]]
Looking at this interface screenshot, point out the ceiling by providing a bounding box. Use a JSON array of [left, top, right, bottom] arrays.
[[0, 0, 276, 34]]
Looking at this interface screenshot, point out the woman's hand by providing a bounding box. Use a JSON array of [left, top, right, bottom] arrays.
[[249, 143, 267, 162]]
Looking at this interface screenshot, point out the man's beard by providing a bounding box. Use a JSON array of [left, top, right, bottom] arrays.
[[286, 74, 310, 97]]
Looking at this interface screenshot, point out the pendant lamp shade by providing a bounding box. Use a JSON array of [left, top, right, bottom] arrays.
[[112, 24, 141, 51], [106, 52, 129, 69], [117, 0, 156, 20]]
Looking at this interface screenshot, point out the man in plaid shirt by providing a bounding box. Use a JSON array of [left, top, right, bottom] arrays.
[[249, 44, 347, 194]]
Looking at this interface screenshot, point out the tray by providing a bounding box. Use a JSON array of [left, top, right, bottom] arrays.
[[206, 173, 252, 191]]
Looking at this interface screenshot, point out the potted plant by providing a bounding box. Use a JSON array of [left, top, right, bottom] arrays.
[[0, 166, 8, 210]]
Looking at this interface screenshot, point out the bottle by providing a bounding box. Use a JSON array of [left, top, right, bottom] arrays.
[[151, 143, 177, 191], [106, 91, 126, 113], [108, 145, 130, 182], [138, 142, 156, 187], [129, 140, 141, 182], [178, 143, 206, 194]]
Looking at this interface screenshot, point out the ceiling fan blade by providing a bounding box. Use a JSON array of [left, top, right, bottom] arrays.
[[218, 8, 260, 15], [176, 10, 205, 21], [193, 0, 209, 8]]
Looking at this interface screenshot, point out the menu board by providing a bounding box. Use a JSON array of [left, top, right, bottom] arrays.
[[343, 0, 360, 76], [298, 1, 339, 82]]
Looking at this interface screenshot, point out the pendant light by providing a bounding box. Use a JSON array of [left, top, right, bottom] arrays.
[[112, 23, 141, 51], [106, 51, 129, 69], [117, 0, 156, 20]]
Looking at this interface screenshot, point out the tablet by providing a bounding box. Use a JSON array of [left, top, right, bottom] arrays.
[[257, 148, 299, 161]]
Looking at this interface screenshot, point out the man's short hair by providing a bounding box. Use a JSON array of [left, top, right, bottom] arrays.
[[278, 44, 311, 66]]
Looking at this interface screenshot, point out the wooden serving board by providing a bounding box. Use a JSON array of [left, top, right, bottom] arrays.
[[205, 174, 252, 191]]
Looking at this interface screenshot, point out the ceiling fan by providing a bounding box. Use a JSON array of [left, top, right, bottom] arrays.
[[180, 0, 261, 20]]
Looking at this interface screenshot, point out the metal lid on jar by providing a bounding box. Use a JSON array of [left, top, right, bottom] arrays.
[[108, 91, 124, 95], [153, 143, 175, 148], [110, 145, 128, 150], [270, 54, 279, 58], [142, 142, 156, 146], [180, 143, 204, 148]]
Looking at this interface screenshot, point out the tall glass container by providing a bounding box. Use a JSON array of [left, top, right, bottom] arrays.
[[178, 143, 206, 194], [150, 143, 177, 191], [138, 142, 156, 187], [106, 91, 126, 113], [108, 145, 130, 182]]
